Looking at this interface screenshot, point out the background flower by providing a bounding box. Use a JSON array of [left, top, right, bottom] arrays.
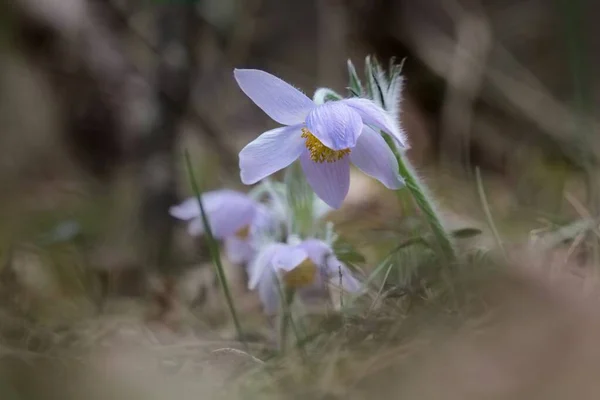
[[247, 238, 361, 314], [169, 189, 276, 264]]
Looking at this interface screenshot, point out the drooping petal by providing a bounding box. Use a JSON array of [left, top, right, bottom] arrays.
[[169, 197, 201, 221], [224, 237, 254, 264], [234, 69, 315, 125], [257, 267, 280, 315], [187, 218, 204, 236], [300, 239, 331, 265], [300, 151, 350, 209], [305, 102, 363, 150], [239, 125, 305, 185], [342, 98, 407, 147], [349, 126, 404, 189], [171, 190, 257, 238], [327, 258, 361, 293], [272, 245, 308, 272], [181, 190, 257, 239], [300, 238, 334, 287], [247, 243, 285, 290], [300, 238, 361, 292]]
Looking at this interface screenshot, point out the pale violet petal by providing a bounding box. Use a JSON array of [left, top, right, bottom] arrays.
[[325, 256, 361, 292], [272, 245, 308, 272], [305, 102, 363, 150], [300, 239, 331, 266], [173, 190, 257, 238], [187, 218, 204, 236], [300, 151, 350, 209], [251, 204, 276, 232], [224, 237, 254, 264], [234, 69, 315, 125], [249, 204, 279, 241], [257, 268, 280, 315], [342, 98, 407, 147], [202, 193, 257, 239], [240, 125, 304, 185], [349, 126, 404, 189], [247, 243, 285, 290], [202, 189, 249, 210], [169, 197, 200, 221]]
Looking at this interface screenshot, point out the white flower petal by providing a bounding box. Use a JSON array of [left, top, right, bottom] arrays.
[[349, 125, 404, 189], [234, 69, 315, 125], [240, 125, 305, 184]]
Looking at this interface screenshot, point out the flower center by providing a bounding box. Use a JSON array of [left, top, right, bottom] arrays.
[[234, 225, 251, 239], [301, 128, 351, 163], [283, 258, 317, 288]]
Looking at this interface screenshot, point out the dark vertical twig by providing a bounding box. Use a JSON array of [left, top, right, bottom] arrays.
[[139, 2, 197, 313]]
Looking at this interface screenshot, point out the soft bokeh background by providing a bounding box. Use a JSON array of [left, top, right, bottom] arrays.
[[1, 0, 599, 398]]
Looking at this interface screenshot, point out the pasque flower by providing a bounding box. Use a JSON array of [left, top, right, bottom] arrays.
[[169, 189, 275, 264], [235, 69, 405, 209], [247, 238, 361, 314]]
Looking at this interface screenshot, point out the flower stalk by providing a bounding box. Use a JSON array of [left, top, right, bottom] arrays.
[[385, 136, 456, 263], [277, 285, 295, 353], [183, 151, 248, 348], [358, 56, 457, 263]]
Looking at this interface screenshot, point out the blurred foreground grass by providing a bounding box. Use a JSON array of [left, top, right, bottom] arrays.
[[2, 247, 600, 400]]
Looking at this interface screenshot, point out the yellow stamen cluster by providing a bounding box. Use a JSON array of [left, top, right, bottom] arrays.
[[283, 258, 317, 288], [234, 225, 251, 240], [301, 128, 351, 163]]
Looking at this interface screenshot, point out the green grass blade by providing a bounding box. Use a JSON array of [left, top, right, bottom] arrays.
[[183, 150, 247, 349], [475, 167, 508, 260]]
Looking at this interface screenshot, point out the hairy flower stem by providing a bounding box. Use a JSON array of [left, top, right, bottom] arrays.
[[386, 137, 456, 264]]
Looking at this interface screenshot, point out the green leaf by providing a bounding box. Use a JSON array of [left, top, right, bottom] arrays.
[[347, 59, 363, 96], [284, 161, 314, 237], [333, 236, 366, 264], [364, 55, 376, 99], [365, 55, 386, 107], [313, 87, 343, 105], [536, 218, 597, 249]]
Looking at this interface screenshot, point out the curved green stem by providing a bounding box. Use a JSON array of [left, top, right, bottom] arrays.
[[387, 138, 456, 263]]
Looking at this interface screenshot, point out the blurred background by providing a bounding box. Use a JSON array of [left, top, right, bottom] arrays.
[[1, 0, 600, 398]]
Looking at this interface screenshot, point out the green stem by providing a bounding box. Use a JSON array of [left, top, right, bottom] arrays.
[[183, 151, 247, 349], [387, 138, 456, 263], [277, 285, 296, 354]]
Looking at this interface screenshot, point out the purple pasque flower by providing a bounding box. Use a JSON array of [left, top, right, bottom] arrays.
[[247, 238, 361, 315], [169, 189, 274, 264], [235, 69, 405, 209]]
